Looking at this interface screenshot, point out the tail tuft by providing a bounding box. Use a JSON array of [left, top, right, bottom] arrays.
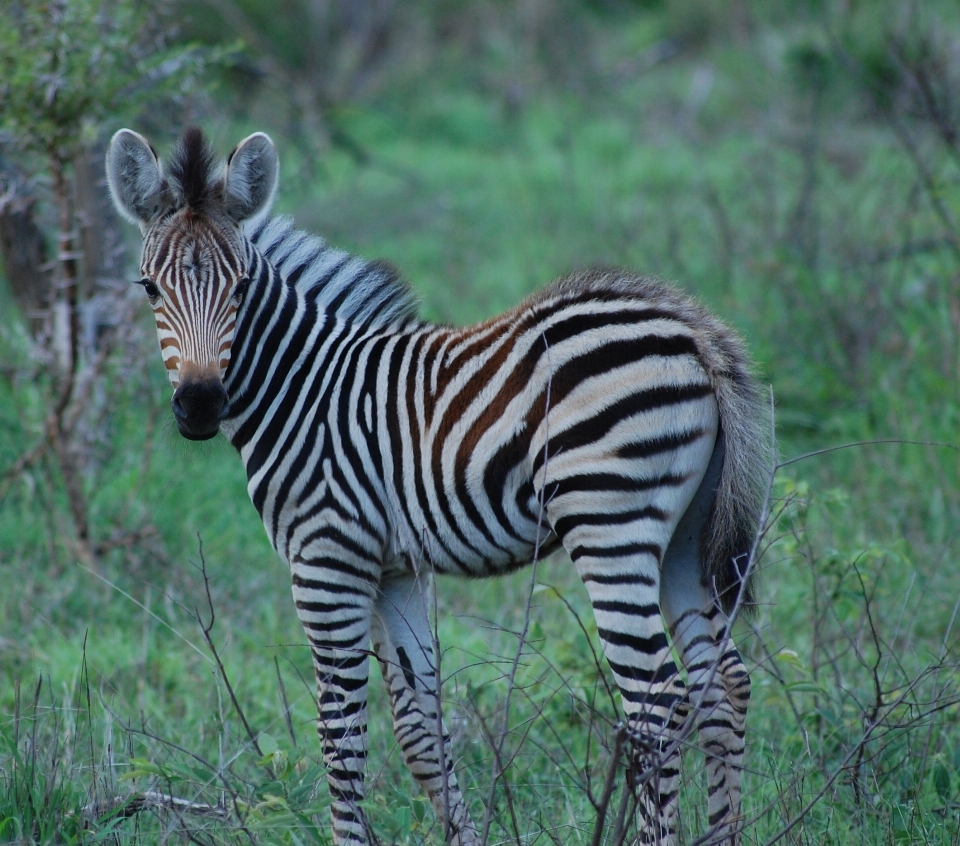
[[694, 319, 775, 616]]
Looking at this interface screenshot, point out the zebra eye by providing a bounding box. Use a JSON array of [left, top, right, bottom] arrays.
[[233, 275, 250, 304], [138, 278, 161, 300]]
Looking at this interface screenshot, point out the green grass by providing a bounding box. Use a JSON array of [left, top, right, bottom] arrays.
[[2, 3, 960, 843]]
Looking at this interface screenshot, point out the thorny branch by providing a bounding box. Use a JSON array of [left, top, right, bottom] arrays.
[[479, 330, 556, 846], [194, 537, 264, 759]]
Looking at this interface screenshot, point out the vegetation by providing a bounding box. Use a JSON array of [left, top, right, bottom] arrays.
[[1, 0, 959, 843]]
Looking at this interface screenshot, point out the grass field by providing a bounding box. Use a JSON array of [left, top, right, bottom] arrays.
[[1, 3, 959, 843]]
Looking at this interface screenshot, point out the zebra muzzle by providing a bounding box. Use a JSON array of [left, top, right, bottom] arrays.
[[171, 376, 230, 440]]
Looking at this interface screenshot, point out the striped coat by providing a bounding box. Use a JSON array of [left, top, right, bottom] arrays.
[[107, 127, 772, 846]]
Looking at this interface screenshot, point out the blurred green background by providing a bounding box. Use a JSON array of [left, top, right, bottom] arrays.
[[1, 0, 959, 843]]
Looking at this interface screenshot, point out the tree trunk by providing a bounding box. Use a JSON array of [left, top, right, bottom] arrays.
[[0, 160, 52, 337]]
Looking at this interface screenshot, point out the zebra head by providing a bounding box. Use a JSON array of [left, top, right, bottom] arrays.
[[106, 128, 279, 440]]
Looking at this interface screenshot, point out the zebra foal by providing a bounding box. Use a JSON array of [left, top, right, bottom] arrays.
[[107, 127, 772, 845]]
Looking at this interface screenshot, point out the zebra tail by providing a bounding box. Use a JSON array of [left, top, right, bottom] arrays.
[[696, 322, 775, 616]]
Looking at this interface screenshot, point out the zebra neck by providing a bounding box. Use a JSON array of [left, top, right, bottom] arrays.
[[221, 253, 325, 449], [220, 221, 424, 455]]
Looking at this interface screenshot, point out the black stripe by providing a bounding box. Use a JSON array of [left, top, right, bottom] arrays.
[[569, 542, 661, 562], [539, 307, 682, 349], [594, 599, 664, 615], [296, 599, 365, 615], [293, 558, 377, 587], [551, 471, 689, 499], [580, 570, 657, 587], [598, 625, 667, 651], [617, 426, 708, 459], [300, 615, 368, 634], [552, 505, 668, 539], [533, 383, 712, 477]]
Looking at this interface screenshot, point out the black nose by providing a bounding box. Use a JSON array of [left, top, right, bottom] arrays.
[[172, 378, 230, 440]]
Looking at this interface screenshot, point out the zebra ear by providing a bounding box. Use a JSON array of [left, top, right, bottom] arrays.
[[105, 129, 166, 227], [223, 132, 279, 225]]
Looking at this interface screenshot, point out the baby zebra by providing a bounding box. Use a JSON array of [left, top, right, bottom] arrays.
[[106, 127, 772, 845]]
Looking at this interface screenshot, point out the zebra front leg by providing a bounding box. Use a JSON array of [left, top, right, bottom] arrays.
[[293, 558, 377, 846], [314, 649, 373, 845], [371, 571, 479, 846]]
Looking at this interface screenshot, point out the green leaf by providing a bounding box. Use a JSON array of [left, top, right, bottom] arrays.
[[393, 804, 411, 832], [259, 732, 280, 755], [933, 763, 952, 803], [775, 650, 807, 671], [785, 681, 824, 694], [121, 758, 167, 780]]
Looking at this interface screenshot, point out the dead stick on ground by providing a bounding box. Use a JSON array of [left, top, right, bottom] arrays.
[[81, 790, 229, 823]]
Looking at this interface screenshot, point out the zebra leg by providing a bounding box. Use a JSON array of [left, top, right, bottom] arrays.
[[292, 558, 377, 846], [547, 485, 690, 844], [542, 426, 716, 842], [669, 602, 748, 846], [661, 449, 750, 846], [371, 571, 479, 846], [570, 534, 688, 845]]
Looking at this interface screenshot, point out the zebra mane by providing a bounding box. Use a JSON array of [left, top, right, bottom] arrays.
[[167, 127, 219, 212], [249, 215, 420, 330]]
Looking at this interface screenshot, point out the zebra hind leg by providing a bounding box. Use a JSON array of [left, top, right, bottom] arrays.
[[660, 448, 750, 846], [549, 501, 693, 845], [665, 599, 749, 846], [371, 572, 479, 846], [624, 673, 692, 846], [542, 424, 718, 841]]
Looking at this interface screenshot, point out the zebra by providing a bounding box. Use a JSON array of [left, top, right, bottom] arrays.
[[106, 127, 772, 846]]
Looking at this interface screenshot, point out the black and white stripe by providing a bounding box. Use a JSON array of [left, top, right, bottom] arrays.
[[107, 128, 773, 846]]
